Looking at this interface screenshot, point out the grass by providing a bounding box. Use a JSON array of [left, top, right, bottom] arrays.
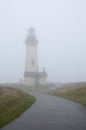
[[48, 82, 86, 106], [15, 84, 55, 92], [0, 87, 36, 128], [0, 82, 57, 92]]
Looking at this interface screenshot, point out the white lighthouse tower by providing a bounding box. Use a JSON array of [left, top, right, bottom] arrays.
[[24, 27, 47, 86]]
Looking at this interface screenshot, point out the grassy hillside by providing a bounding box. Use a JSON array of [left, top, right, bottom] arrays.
[[0, 82, 57, 92], [0, 87, 36, 128], [49, 82, 86, 106]]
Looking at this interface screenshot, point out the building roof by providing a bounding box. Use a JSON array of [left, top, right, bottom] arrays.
[[24, 71, 48, 78]]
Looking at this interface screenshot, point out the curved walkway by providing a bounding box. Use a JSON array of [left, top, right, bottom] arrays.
[[1, 91, 86, 130]]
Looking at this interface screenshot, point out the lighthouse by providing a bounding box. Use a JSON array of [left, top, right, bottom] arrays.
[[24, 27, 47, 86]]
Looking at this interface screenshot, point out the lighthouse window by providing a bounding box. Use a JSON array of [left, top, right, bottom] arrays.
[[31, 59, 35, 66]]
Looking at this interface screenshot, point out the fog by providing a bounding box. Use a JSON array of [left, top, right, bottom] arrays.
[[0, 0, 86, 83]]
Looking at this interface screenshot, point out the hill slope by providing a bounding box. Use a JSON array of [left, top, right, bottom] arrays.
[[0, 87, 36, 128], [49, 82, 86, 106]]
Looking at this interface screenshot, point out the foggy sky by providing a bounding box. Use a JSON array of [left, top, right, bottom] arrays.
[[0, 0, 86, 83]]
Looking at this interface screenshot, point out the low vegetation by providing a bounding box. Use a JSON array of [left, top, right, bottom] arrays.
[[0, 87, 36, 128], [49, 82, 86, 106]]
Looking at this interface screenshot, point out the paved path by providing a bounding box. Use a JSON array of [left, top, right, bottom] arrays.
[[1, 92, 86, 130]]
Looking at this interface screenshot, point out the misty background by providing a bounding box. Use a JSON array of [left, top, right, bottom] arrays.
[[0, 0, 86, 83]]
